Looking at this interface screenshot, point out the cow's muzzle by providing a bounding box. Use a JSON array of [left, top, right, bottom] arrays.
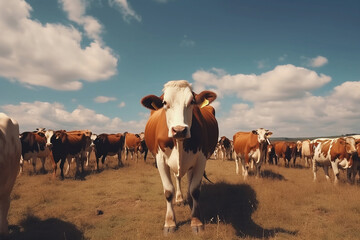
[[171, 126, 188, 139]]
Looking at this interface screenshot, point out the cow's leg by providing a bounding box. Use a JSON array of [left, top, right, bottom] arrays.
[[65, 157, 72, 175], [19, 157, 24, 175], [323, 165, 331, 182], [187, 157, 206, 233], [40, 157, 46, 173], [156, 154, 176, 234], [144, 150, 148, 162], [174, 174, 184, 205], [95, 157, 100, 171], [117, 151, 123, 167], [235, 155, 240, 175], [31, 157, 37, 174], [312, 159, 318, 182], [330, 161, 340, 184], [59, 159, 65, 180], [241, 157, 249, 180], [49, 153, 57, 179], [0, 195, 10, 236]]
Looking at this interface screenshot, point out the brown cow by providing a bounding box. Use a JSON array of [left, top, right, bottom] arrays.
[[124, 132, 141, 162], [93, 133, 125, 170], [141, 80, 218, 234], [19, 131, 51, 174], [312, 137, 356, 184], [272, 141, 292, 167], [233, 128, 272, 179], [0, 113, 21, 236], [50, 130, 88, 179]]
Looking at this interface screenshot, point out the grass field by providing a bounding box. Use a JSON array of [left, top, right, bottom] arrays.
[[5, 154, 360, 240]]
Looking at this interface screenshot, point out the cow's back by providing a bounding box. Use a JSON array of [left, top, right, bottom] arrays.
[[125, 133, 141, 149], [233, 132, 257, 155]]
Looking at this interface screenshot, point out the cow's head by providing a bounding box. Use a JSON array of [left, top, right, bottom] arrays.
[[344, 137, 356, 155], [141, 80, 216, 139], [252, 128, 272, 145]]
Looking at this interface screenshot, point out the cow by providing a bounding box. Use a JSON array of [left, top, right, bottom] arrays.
[[124, 132, 141, 162], [0, 113, 21, 236], [50, 130, 88, 179], [271, 141, 292, 167], [62, 130, 92, 175], [218, 136, 232, 161], [301, 139, 314, 168], [93, 133, 125, 170], [288, 142, 298, 167], [312, 137, 356, 184], [233, 128, 272, 179], [19, 130, 52, 174], [267, 143, 277, 165], [347, 135, 360, 183], [141, 80, 218, 234], [138, 132, 148, 162]]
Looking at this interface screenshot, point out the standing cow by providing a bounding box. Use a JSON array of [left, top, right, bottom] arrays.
[[233, 128, 272, 179], [301, 139, 314, 168], [124, 132, 141, 162], [141, 80, 218, 234], [0, 113, 21, 236], [312, 137, 356, 184], [218, 136, 232, 161], [93, 133, 125, 170]]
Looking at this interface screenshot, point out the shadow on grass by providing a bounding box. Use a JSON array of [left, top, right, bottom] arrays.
[[201, 182, 297, 238], [261, 170, 286, 181], [7, 215, 86, 240]]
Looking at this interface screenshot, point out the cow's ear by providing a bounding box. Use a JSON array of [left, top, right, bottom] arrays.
[[252, 130, 258, 135], [266, 131, 273, 137], [194, 91, 217, 108], [141, 95, 164, 110]]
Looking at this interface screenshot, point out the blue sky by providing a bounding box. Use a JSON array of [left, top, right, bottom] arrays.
[[1, 0, 360, 138]]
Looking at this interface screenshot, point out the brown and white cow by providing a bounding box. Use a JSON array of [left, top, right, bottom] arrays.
[[312, 137, 356, 184], [19, 131, 52, 174], [233, 128, 272, 179], [124, 132, 141, 162], [0, 113, 21, 236], [301, 139, 314, 168], [50, 130, 88, 179], [347, 135, 360, 183], [138, 132, 148, 162], [141, 80, 218, 234], [93, 133, 125, 170], [218, 136, 232, 161]]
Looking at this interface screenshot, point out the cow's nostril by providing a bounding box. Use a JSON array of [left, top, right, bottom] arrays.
[[172, 126, 187, 138]]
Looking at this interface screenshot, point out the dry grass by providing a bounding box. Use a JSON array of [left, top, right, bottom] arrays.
[[5, 154, 360, 240]]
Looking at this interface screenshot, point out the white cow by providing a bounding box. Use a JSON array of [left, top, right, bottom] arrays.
[[0, 113, 21, 236]]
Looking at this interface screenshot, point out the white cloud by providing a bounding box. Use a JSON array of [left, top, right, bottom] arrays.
[[118, 101, 126, 108], [192, 64, 360, 138], [193, 64, 331, 102], [109, 0, 142, 22], [1, 101, 146, 134], [94, 96, 117, 103], [0, 0, 118, 91], [305, 56, 328, 67], [60, 0, 103, 41]]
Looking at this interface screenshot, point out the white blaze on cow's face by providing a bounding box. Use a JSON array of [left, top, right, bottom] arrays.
[[162, 80, 194, 139], [252, 128, 272, 144]]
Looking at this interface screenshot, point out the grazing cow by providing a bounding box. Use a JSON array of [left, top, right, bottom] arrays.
[[0, 113, 21, 236], [138, 132, 148, 162], [50, 130, 88, 179], [124, 132, 141, 161], [93, 133, 125, 170], [218, 136, 232, 161], [301, 139, 314, 168], [312, 137, 356, 184], [233, 128, 272, 179], [19, 131, 51, 174], [141, 80, 218, 234]]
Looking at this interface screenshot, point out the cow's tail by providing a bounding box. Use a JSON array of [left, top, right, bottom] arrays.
[[203, 171, 214, 184]]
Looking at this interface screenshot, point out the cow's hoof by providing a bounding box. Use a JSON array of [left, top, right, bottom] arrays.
[[191, 225, 204, 234], [163, 226, 176, 235]]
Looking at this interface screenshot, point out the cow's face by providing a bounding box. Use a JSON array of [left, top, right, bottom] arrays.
[[344, 137, 356, 154], [141, 80, 217, 139], [252, 128, 272, 144]]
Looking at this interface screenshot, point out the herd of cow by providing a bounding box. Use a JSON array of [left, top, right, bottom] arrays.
[[1, 80, 360, 236]]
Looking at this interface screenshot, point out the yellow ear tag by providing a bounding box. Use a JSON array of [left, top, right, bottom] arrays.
[[151, 102, 159, 110], [200, 99, 209, 108]]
